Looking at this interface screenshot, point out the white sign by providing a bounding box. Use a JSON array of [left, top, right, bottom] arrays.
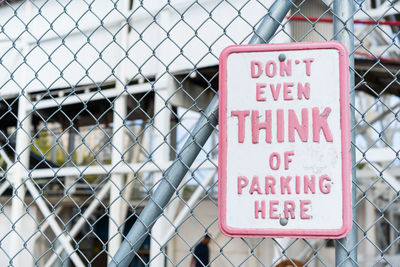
[[218, 41, 351, 238]]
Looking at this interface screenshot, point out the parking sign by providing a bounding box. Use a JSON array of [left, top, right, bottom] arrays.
[[218, 41, 351, 238]]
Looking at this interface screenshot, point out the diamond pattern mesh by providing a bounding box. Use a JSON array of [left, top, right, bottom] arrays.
[[0, 0, 399, 266]]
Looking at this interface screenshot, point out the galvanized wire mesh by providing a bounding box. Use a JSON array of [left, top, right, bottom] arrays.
[[0, 0, 399, 266]]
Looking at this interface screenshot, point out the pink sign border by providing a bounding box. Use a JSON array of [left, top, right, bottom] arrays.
[[218, 41, 352, 238]]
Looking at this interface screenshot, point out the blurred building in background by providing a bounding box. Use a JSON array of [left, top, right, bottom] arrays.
[[0, 0, 399, 266]]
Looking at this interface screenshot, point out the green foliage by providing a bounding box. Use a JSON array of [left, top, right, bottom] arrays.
[[31, 130, 51, 157], [31, 130, 67, 166]]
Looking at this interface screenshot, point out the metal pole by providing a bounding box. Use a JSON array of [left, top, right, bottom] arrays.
[[333, 1, 357, 266], [109, 93, 218, 267], [249, 1, 293, 44], [109, 1, 293, 266]]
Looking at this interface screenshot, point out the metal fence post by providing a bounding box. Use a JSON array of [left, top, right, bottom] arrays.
[[109, 1, 294, 266], [333, 0, 357, 266]]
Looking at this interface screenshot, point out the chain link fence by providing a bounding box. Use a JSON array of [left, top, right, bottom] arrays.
[[0, 0, 399, 266]]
